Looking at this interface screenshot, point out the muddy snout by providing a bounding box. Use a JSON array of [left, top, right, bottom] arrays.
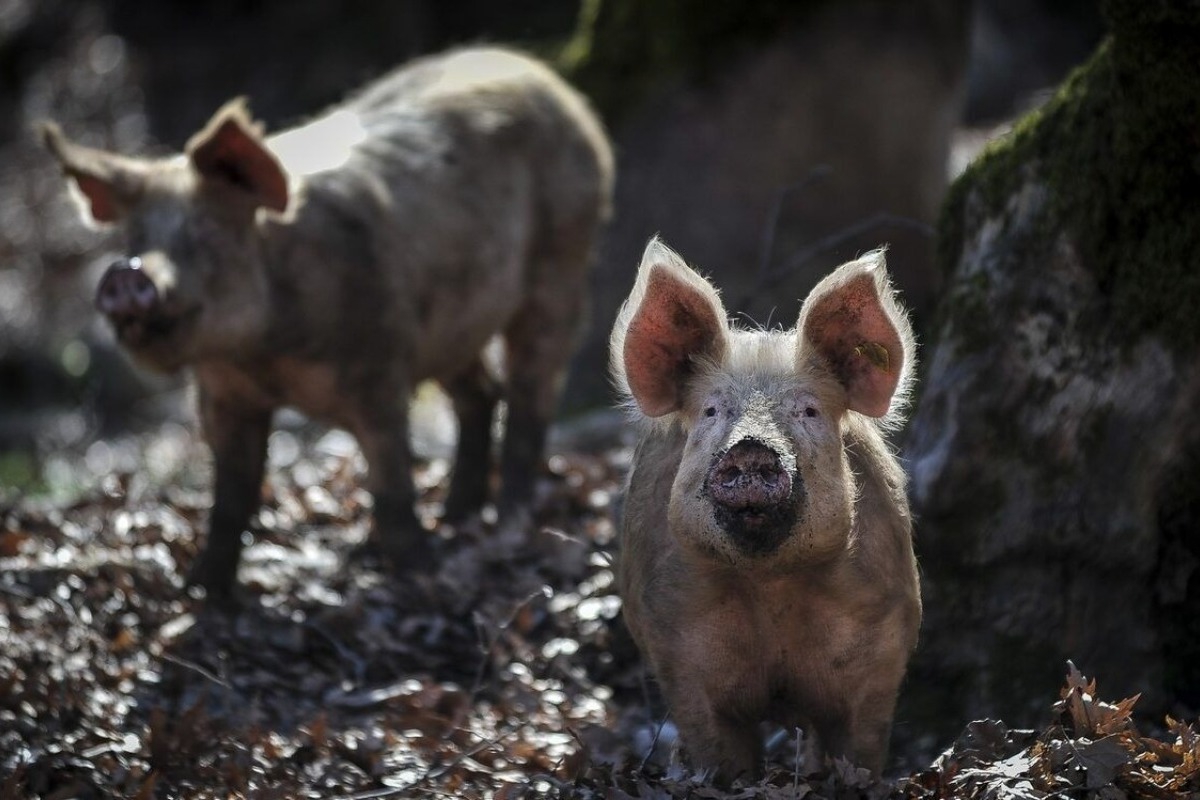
[[704, 438, 799, 553], [706, 439, 792, 508], [96, 257, 158, 319]]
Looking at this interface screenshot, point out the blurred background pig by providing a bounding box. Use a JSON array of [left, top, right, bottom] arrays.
[[41, 46, 614, 602], [612, 238, 920, 779]]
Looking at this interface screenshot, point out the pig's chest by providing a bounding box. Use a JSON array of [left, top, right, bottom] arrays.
[[196, 359, 349, 424], [683, 585, 874, 715]]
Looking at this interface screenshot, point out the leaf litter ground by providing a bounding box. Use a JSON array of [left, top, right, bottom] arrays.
[[1, 422, 1197, 798]]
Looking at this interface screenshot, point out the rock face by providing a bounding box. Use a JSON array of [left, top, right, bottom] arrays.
[[904, 0, 1200, 736]]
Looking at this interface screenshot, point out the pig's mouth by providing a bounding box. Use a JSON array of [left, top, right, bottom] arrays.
[[108, 306, 202, 368], [711, 501, 798, 556]]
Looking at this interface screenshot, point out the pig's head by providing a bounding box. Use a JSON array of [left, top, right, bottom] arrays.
[[42, 101, 289, 372], [612, 238, 914, 567]]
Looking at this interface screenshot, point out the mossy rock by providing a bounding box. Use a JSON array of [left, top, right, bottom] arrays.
[[938, 0, 1200, 354], [908, 0, 1200, 741]]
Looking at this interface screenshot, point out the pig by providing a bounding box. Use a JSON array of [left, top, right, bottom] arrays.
[[611, 238, 921, 780], [42, 47, 613, 603]]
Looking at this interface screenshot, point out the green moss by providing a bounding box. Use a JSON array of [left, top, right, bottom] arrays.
[[943, 269, 996, 357], [937, 0, 1200, 352]]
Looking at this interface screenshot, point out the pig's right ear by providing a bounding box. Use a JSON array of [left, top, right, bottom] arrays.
[[612, 238, 729, 417], [40, 122, 144, 224], [186, 99, 289, 214]]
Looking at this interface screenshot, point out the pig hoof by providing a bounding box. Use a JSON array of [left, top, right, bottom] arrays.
[[194, 585, 243, 613], [440, 500, 481, 528], [184, 564, 241, 611], [440, 512, 489, 543], [481, 508, 533, 561], [182, 573, 241, 609], [377, 532, 439, 574]]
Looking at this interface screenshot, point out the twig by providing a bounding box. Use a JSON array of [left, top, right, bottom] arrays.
[[793, 726, 802, 792], [639, 713, 670, 773], [160, 652, 232, 689], [0, 582, 34, 601], [469, 586, 551, 700], [305, 619, 366, 686]]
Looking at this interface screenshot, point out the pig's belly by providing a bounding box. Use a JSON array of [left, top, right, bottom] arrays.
[[410, 269, 525, 383]]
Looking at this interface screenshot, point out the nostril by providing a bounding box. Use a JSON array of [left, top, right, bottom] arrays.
[[715, 466, 742, 487], [96, 259, 159, 317], [130, 272, 157, 310], [758, 467, 783, 486]]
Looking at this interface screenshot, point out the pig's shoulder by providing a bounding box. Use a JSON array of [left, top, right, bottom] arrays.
[[843, 413, 907, 495], [842, 414, 918, 603]]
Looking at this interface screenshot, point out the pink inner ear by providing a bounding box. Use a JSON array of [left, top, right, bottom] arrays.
[[803, 273, 903, 417], [623, 267, 725, 417], [190, 118, 288, 213], [73, 173, 120, 223]]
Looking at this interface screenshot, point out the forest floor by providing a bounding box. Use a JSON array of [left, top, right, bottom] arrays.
[[1, 419, 1197, 799]]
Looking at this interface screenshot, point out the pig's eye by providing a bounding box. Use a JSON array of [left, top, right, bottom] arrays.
[[804, 406, 819, 418], [704, 406, 717, 418]]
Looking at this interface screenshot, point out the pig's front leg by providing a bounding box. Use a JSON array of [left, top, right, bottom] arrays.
[[827, 676, 903, 775], [188, 391, 272, 605], [654, 654, 764, 782], [671, 697, 763, 783], [354, 406, 434, 570]]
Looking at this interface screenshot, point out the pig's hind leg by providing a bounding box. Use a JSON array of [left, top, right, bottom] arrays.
[[442, 358, 502, 523], [353, 393, 435, 571], [496, 264, 587, 542]]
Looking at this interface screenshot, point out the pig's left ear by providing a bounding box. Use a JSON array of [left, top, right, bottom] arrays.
[[612, 238, 730, 418], [795, 250, 914, 418], [186, 99, 289, 213]]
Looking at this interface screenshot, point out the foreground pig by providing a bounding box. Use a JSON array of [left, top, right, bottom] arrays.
[[612, 238, 920, 779], [43, 47, 613, 602]]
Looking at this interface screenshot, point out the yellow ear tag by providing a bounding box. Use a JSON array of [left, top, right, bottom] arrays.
[[855, 341, 891, 372]]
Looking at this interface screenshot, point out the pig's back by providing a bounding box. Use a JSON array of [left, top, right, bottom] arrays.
[[261, 47, 610, 383]]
